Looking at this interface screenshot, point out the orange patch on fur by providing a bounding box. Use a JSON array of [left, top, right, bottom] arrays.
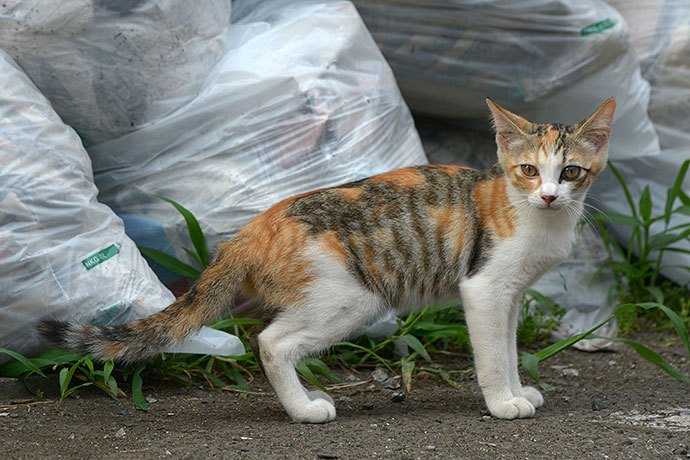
[[428, 164, 473, 175], [233, 201, 314, 308], [430, 206, 466, 258], [337, 187, 364, 202], [367, 168, 425, 188], [320, 229, 347, 262], [472, 178, 516, 239], [363, 245, 378, 282], [539, 128, 560, 150]]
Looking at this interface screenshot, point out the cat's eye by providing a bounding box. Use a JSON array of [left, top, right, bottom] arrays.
[[520, 165, 538, 177], [561, 165, 581, 181]]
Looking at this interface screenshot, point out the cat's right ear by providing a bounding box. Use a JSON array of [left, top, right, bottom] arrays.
[[486, 98, 532, 151]]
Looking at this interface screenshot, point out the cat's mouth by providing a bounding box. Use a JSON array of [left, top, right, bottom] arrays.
[[535, 203, 562, 211]]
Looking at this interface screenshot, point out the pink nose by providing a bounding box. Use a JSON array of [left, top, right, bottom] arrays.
[[541, 195, 557, 205]]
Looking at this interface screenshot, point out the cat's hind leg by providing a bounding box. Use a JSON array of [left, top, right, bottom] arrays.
[[257, 319, 336, 424], [257, 258, 385, 423]]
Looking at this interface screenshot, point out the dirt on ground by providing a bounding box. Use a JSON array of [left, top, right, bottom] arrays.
[[1, 331, 689, 460]]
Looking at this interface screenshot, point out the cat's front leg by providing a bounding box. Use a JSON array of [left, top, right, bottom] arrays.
[[507, 296, 543, 409], [460, 277, 537, 419]]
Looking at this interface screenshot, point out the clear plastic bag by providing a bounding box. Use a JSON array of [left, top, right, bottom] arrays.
[[353, 0, 660, 161], [0, 49, 175, 361], [89, 0, 427, 276], [594, 0, 690, 285], [0, 0, 231, 147]]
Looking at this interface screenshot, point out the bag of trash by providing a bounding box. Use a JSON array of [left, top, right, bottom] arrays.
[[89, 0, 426, 280], [593, 0, 690, 285], [0, 0, 232, 147], [0, 49, 180, 361], [353, 0, 659, 161]]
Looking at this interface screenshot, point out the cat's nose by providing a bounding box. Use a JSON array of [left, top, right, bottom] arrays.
[[541, 195, 557, 205]]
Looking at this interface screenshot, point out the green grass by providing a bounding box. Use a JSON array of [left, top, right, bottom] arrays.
[[1, 162, 689, 406]]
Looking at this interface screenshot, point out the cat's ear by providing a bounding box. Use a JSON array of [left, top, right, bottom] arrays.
[[573, 97, 616, 156], [486, 98, 532, 150]]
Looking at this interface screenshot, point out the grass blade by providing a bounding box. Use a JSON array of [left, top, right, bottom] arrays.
[[400, 335, 432, 362], [608, 161, 638, 219], [665, 189, 675, 226], [0, 348, 46, 377], [639, 185, 652, 224], [672, 160, 689, 201], [520, 352, 540, 383], [132, 363, 147, 410], [296, 358, 327, 391], [106, 376, 118, 398], [589, 211, 640, 227], [154, 195, 208, 268], [103, 360, 114, 385], [62, 382, 93, 399], [139, 247, 201, 279], [211, 318, 262, 330], [680, 190, 690, 206], [591, 335, 689, 383], [302, 357, 340, 383], [645, 286, 664, 304], [183, 247, 204, 268], [401, 356, 415, 393], [649, 232, 688, 250], [59, 361, 83, 400]]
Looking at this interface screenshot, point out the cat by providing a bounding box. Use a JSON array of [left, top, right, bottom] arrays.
[[38, 97, 616, 424]]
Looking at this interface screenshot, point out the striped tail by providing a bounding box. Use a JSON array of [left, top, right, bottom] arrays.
[[37, 247, 246, 363]]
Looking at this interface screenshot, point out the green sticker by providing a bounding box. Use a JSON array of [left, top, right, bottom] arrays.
[[581, 18, 616, 35], [82, 244, 120, 270]]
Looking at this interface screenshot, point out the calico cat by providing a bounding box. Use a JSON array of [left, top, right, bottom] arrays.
[[39, 97, 616, 424]]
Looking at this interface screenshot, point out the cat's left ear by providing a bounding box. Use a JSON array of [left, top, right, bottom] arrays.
[[573, 97, 616, 157]]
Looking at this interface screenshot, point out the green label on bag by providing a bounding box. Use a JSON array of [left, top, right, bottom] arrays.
[[82, 244, 120, 270], [581, 18, 616, 35]]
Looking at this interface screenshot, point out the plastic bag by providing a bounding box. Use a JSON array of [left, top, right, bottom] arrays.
[[593, 0, 690, 285], [352, 0, 659, 161], [0, 47, 244, 361], [0, 0, 231, 147], [0, 49, 175, 361], [89, 0, 427, 278]]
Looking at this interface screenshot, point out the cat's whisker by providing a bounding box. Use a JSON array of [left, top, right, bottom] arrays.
[[577, 202, 606, 237]]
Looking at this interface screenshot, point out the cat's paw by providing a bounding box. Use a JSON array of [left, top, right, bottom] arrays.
[[304, 389, 334, 405], [516, 386, 543, 408], [290, 399, 337, 424], [488, 397, 535, 419]]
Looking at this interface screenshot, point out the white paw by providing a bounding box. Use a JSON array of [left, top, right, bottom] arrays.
[[290, 399, 337, 424], [489, 397, 535, 419], [304, 389, 334, 405], [517, 386, 544, 408]]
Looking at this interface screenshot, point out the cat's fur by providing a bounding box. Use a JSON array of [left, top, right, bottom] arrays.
[[38, 98, 616, 424]]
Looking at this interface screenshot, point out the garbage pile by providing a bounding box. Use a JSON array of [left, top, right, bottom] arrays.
[[1, 0, 686, 358], [0, 0, 426, 359]]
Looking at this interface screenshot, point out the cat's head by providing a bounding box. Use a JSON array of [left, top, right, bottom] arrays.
[[486, 98, 615, 212]]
